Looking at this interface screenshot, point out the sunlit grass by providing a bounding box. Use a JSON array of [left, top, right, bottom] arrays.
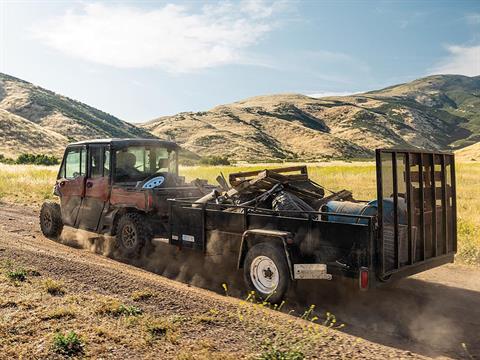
[[0, 161, 478, 264], [0, 164, 56, 206]]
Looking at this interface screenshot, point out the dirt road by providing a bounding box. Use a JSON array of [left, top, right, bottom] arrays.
[[0, 202, 478, 359]]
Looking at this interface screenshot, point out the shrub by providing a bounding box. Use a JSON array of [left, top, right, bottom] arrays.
[[96, 298, 143, 317], [0, 154, 15, 164], [117, 304, 143, 316], [42, 307, 76, 321], [6, 269, 27, 282], [15, 153, 59, 166], [258, 347, 304, 360], [52, 331, 84, 356], [199, 155, 231, 166], [44, 278, 65, 296], [144, 317, 178, 343], [146, 322, 168, 338], [131, 289, 154, 302], [179, 159, 198, 166]]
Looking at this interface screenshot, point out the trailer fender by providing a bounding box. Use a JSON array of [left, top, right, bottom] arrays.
[[237, 229, 294, 280]]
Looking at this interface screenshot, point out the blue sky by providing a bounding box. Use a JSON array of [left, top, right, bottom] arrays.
[[1, 0, 479, 122]]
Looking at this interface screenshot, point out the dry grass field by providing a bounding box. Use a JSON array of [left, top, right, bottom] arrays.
[[0, 161, 478, 265]]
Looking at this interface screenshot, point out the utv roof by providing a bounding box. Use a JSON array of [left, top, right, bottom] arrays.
[[68, 138, 180, 149]]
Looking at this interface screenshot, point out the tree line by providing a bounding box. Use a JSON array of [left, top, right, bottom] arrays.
[[0, 153, 60, 166]]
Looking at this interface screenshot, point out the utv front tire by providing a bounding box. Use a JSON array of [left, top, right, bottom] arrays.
[[116, 213, 151, 257], [40, 202, 63, 239], [244, 242, 290, 304]]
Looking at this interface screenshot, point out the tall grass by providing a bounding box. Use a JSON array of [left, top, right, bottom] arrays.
[[0, 164, 56, 206], [0, 162, 478, 264]]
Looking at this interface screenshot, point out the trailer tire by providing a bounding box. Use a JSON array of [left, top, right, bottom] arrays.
[[40, 201, 64, 239], [243, 242, 290, 304], [116, 213, 152, 257]]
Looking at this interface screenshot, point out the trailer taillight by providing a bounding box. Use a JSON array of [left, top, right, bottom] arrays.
[[359, 267, 369, 290]]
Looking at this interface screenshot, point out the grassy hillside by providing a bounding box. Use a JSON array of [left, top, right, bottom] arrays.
[[456, 141, 480, 161], [144, 75, 480, 161], [0, 73, 154, 157]]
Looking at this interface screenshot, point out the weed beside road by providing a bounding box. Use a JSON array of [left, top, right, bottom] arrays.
[[0, 258, 360, 359]]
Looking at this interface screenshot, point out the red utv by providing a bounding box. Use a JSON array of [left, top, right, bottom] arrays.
[[39, 138, 206, 256]]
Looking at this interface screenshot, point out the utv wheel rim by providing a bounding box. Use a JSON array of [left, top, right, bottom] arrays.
[[122, 224, 137, 249], [250, 256, 279, 294], [43, 211, 52, 230]]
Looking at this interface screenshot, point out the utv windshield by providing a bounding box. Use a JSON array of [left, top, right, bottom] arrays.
[[113, 146, 177, 183]]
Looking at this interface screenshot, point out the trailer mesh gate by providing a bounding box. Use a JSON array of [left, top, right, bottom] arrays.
[[376, 149, 457, 277]]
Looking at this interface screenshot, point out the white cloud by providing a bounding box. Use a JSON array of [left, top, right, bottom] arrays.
[[466, 13, 480, 25], [431, 45, 480, 76], [32, 1, 286, 73], [307, 91, 360, 98]]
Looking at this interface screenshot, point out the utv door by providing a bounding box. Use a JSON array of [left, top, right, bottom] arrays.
[[376, 149, 456, 280], [57, 146, 87, 227], [76, 145, 111, 232]]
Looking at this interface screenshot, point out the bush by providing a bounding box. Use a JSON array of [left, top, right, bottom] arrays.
[[52, 331, 84, 356], [131, 289, 154, 301], [96, 298, 143, 317], [15, 153, 59, 166], [199, 155, 231, 166], [42, 307, 76, 320], [44, 278, 65, 296], [179, 159, 198, 166], [6, 269, 28, 282], [0, 154, 15, 164], [258, 347, 304, 360]]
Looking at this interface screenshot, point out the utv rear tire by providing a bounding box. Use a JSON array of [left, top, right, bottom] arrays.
[[243, 242, 290, 304], [116, 213, 152, 257], [40, 202, 63, 239]]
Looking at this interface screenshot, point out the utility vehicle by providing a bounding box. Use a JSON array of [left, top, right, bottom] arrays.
[[40, 139, 457, 302]]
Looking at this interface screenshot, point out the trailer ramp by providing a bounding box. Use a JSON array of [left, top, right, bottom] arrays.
[[376, 149, 456, 279]]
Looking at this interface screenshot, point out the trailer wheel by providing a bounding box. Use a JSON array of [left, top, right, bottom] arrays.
[[40, 202, 64, 239], [243, 242, 290, 304], [116, 213, 152, 257]]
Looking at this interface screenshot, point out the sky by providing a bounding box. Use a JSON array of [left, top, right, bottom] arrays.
[[1, 0, 479, 123]]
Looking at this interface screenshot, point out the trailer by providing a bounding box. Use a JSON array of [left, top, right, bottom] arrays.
[[39, 139, 457, 303]]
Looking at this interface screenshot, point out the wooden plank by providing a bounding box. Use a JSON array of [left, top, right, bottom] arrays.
[[229, 166, 307, 186]]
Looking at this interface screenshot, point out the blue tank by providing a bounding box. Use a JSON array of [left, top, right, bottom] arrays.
[[324, 198, 407, 225], [323, 201, 377, 225]]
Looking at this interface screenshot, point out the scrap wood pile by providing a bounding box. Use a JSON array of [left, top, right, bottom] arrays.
[[194, 166, 354, 217]]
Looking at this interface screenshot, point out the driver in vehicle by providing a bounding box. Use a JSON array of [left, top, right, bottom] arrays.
[[116, 152, 142, 181], [157, 157, 169, 171]]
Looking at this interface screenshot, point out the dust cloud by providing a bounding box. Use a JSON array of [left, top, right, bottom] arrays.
[[59, 227, 475, 358], [60, 228, 245, 297]]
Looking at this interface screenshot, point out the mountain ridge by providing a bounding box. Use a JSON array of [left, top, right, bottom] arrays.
[[143, 74, 480, 161], [0, 72, 154, 157], [1, 72, 479, 161]]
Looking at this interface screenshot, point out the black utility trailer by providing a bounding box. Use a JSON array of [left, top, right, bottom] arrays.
[[167, 149, 457, 302], [40, 139, 457, 303]]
